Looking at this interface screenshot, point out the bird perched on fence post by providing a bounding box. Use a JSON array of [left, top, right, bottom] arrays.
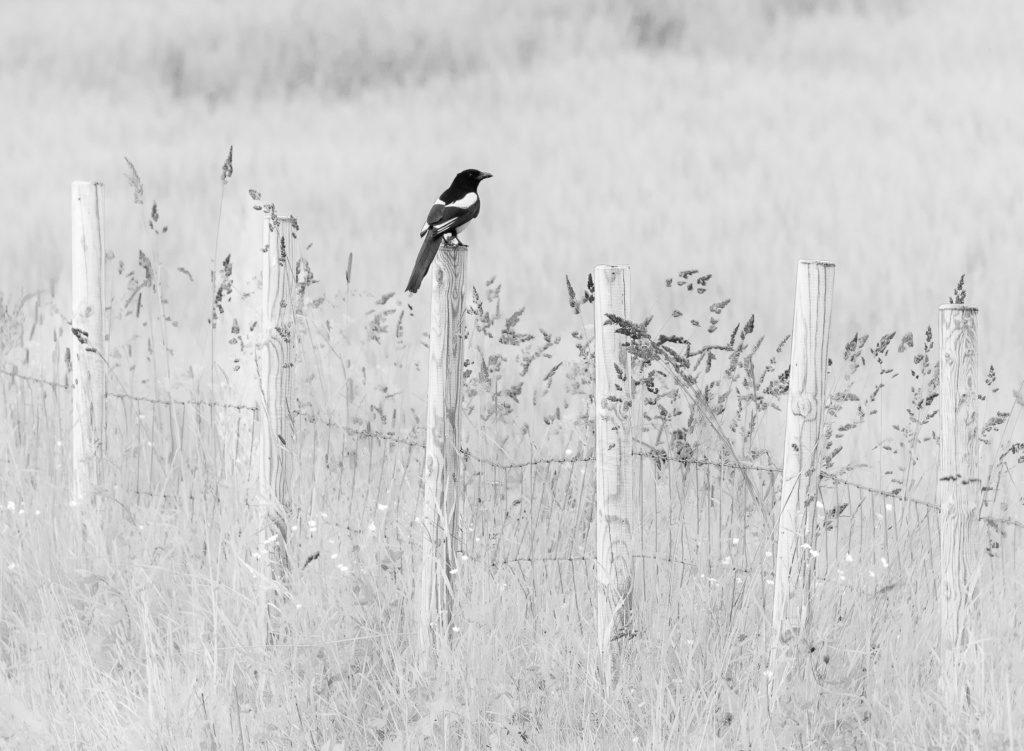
[[405, 168, 492, 293]]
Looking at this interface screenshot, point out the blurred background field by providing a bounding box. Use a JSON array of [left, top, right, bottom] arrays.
[[3, 0, 1024, 384]]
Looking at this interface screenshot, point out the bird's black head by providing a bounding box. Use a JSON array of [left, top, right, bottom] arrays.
[[453, 168, 493, 188]]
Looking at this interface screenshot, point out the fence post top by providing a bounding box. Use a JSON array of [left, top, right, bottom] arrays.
[[797, 260, 836, 269], [594, 264, 630, 272], [439, 241, 469, 251], [938, 304, 979, 313]]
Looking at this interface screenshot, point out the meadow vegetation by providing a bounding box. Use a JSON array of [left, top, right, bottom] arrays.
[[1, 0, 1023, 748]]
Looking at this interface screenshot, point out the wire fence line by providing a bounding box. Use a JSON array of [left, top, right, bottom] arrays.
[[1, 368, 1021, 628]]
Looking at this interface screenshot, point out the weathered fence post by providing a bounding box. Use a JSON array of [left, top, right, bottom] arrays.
[[71, 181, 106, 506], [770, 260, 834, 687], [938, 303, 982, 706], [257, 213, 297, 640], [594, 264, 635, 687], [418, 241, 468, 654]]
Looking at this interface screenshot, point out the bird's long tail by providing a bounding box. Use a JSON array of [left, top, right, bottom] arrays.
[[405, 232, 443, 293]]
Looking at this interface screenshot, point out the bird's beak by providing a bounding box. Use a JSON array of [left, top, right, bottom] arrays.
[[479, 172, 493, 180]]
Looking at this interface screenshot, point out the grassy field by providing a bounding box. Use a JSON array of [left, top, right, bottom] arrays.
[[4, 0, 1024, 378], [1, 335, 1022, 749], [2, 0, 1024, 747]]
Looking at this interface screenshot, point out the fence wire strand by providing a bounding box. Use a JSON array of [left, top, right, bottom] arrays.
[[1, 368, 1021, 630]]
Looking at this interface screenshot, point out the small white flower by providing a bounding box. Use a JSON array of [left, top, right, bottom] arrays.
[[845, 553, 853, 562]]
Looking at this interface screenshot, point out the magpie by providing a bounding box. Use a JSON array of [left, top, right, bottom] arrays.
[[405, 168, 492, 293]]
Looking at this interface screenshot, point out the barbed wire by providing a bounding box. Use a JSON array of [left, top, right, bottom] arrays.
[[105, 390, 260, 413], [3, 367, 1021, 535], [0, 368, 69, 390]]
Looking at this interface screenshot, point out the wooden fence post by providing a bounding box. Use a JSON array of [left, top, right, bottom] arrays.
[[594, 264, 635, 687], [938, 304, 982, 706], [257, 213, 297, 640], [770, 260, 834, 687], [418, 241, 468, 654], [71, 181, 106, 506]]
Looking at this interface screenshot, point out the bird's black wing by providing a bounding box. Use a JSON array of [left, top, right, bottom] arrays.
[[420, 192, 480, 237]]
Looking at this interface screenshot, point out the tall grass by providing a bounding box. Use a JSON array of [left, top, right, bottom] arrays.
[[1, 146, 1022, 748]]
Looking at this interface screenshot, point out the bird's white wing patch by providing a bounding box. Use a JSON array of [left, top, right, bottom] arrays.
[[449, 192, 477, 210]]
